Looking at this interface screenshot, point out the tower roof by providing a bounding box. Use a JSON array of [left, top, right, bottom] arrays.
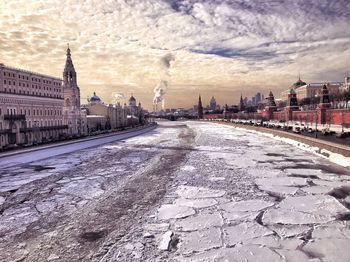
[[64, 44, 76, 76], [90, 91, 101, 102], [292, 76, 306, 88], [129, 95, 136, 102]]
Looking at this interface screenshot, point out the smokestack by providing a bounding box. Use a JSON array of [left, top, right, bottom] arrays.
[[162, 99, 165, 111]]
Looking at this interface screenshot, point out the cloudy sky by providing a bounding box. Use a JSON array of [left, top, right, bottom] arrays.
[[1, 0, 350, 109]]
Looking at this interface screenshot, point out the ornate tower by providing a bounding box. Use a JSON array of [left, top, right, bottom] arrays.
[[198, 95, 203, 119], [265, 91, 277, 120], [318, 83, 331, 125], [285, 89, 299, 121], [63, 45, 84, 136], [63, 45, 80, 108]]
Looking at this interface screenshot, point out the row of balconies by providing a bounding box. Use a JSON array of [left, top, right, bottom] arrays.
[[3, 114, 26, 121], [20, 125, 68, 132], [0, 90, 64, 100]]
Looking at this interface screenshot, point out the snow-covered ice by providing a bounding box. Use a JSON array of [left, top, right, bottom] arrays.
[[157, 204, 195, 220], [1, 121, 350, 261], [140, 122, 350, 261], [158, 231, 173, 250]]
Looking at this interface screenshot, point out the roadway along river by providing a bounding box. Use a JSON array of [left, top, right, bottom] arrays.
[[0, 121, 350, 262]]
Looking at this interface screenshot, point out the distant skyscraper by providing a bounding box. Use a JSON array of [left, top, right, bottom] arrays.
[[209, 96, 217, 111], [239, 94, 245, 111], [198, 95, 203, 119], [255, 92, 261, 104], [252, 96, 256, 106]]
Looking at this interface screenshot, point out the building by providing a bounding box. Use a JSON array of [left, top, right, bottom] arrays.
[[83, 92, 127, 133], [239, 94, 245, 112], [0, 46, 88, 150], [62, 46, 87, 137], [83, 93, 146, 133], [255, 92, 262, 105], [198, 95, 203, 119], [0, 63, 67, 149], [281, 76, 342, 101], [209, 96, 217, 111], [340, 76, 350, 92]]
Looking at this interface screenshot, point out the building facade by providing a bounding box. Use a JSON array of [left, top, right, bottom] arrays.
[[0, 64, 67, 149], [0, 47, 87, 150], [209, 96, 217, 111], [83, 92, 145, 133], [281, 77, 342, 101], [84, 102, 126, 133]]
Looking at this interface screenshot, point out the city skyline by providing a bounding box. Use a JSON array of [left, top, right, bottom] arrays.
[[1, 0, 350, 110]]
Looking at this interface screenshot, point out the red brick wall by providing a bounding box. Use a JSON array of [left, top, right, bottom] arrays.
[[328, 109, 350, 125], [273, 111, 286, 122], [203, 114, 223, 119], [202, 109, 350, 125]]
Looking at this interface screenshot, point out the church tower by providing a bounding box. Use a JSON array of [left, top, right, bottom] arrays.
[[63, 45, 80, 108], [63, 45, 84, 136]]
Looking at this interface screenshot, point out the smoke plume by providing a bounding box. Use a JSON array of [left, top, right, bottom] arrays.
[[112, 92, 125, 103], [153, 54, 175, 111]]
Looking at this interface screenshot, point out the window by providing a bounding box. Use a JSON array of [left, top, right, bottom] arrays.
[[4, 80, 6, 84]]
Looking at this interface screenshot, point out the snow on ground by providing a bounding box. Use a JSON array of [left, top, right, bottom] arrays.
[[231, 124, 350, 168], [111, 121, 350, 262]]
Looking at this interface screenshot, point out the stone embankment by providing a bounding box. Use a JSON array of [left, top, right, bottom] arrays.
[[214, 121, 350, 158]]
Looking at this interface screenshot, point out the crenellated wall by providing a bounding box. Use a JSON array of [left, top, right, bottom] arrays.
[[203, 107, 350, 126]]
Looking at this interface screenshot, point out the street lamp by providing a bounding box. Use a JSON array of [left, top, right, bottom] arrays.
[[341, 111, 344, 134], [315, 111, 318, 138]]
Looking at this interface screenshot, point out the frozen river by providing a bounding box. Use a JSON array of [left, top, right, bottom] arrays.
[[0, 121, 350, 262]]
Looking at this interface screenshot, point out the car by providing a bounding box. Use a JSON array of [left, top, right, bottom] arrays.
[[293, 126, 301, 134]]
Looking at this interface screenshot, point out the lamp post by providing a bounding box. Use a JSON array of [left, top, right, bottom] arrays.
[[33, 120, 39, 145], [315, 111, 318, 138], [341, 111, 344, 134]]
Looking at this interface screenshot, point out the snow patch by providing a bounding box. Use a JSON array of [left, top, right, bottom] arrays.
[[180, 165, 196, 172], [176, 185, 226, 199]]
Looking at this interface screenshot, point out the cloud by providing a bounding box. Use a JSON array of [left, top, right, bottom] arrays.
[[0, 0, 349, 109]]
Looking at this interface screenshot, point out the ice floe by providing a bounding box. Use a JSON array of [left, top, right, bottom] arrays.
[[220, 199, 275, 213], [174, 212, 223, 231], [157, 204, 195, 220], [176, 185, 226, 199], [174, 198, 217, 209], [180, 227, 222, 254], [224, 222, 274, 246], [263, 195, 348, 225]]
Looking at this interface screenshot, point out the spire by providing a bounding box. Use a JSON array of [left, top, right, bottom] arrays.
[[63, 45, 77, 86], [239, 93, 245, 111], [198, 94, 203, 119], [67, 43, 71, 55]]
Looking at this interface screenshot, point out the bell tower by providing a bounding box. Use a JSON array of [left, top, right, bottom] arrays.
[[62, 45, 83, 136], [63, 45, 77, 87]]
